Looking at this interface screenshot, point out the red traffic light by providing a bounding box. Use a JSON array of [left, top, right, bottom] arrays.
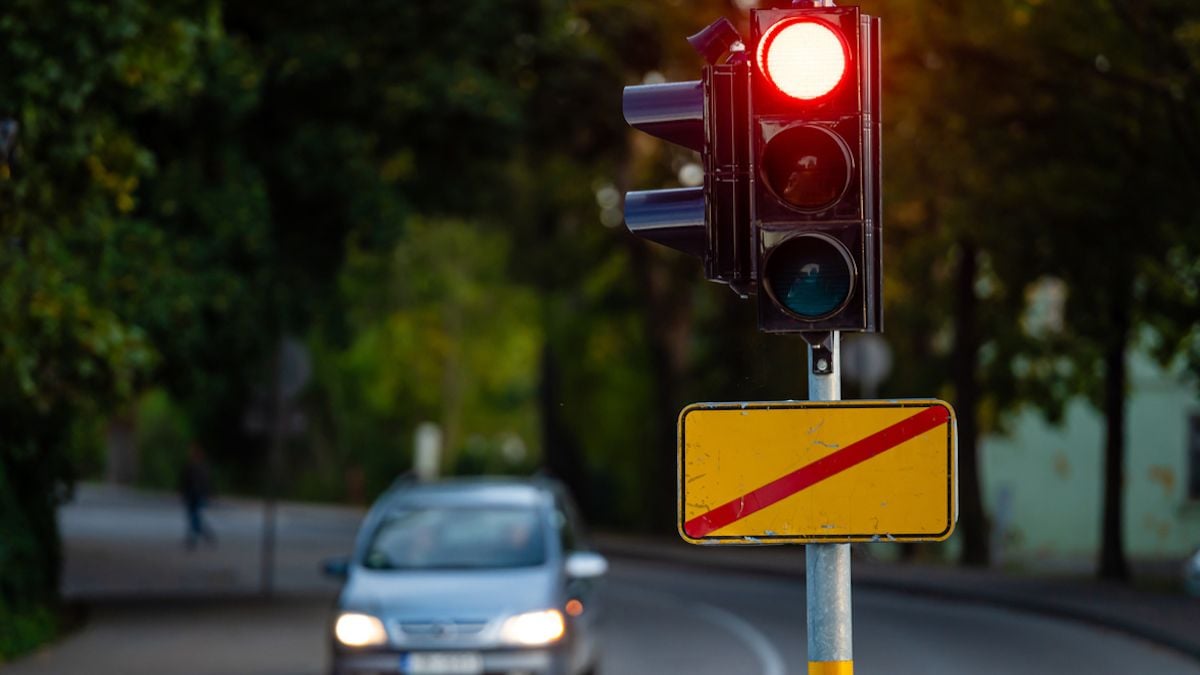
[[756, 19, 848, 102]]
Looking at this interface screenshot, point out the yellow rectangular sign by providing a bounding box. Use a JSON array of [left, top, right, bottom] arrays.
[[679, 400, 957, 545]]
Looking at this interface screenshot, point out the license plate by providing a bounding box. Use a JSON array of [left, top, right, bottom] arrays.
[[402, 651, 484, 675]]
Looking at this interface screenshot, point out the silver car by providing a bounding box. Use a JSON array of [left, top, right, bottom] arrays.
[[325, 478, 607, 675]]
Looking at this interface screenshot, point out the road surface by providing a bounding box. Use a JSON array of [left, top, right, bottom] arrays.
[[5, 486, 1198, 675]]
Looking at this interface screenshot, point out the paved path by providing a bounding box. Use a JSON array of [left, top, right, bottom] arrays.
[[6, 599, 329, 675], [59, 483, 362, 599]]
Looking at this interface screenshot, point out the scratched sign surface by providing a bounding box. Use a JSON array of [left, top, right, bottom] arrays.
[[678, 400, 957, 545]]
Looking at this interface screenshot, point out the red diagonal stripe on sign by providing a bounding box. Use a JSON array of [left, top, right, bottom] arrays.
[[684, 405, 950, 539]]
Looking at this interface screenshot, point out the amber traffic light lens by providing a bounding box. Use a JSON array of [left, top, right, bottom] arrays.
[[761, 125, 851, 211]]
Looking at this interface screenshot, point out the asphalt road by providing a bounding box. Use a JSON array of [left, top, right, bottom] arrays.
[[5, 485, 1198, 675], [602, 559, 1200, 675]]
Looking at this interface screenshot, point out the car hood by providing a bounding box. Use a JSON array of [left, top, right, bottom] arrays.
[[340, 565, 561, 620]]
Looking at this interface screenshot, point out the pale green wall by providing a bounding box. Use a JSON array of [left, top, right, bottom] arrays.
[[981, 352, 1200, 565]]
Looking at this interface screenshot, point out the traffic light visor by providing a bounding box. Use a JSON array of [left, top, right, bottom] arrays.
[[756, 19, 848, 101], [763, 234, 854, 320]]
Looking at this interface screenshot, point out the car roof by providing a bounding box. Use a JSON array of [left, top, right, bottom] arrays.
[[373, 476, 558, 511]]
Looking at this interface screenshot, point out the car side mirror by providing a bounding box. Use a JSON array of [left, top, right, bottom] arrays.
[[322, 556, 350, 579], [564, 551, 608, 579]]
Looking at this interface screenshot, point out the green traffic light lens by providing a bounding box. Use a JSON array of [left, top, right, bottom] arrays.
[[761, 125, 851, 212], [764, 235, 854, 320]]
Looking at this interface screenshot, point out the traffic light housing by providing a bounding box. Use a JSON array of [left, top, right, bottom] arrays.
[[623, 19, 753, 295], [622, 7, 881, 335], [752, 6, 881, 334]]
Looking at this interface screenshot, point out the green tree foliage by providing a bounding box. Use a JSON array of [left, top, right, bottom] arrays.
[[0, 0, 213, 658], [310, 219, 542, 498], [878, 0, 1200, 575], [879, 0, 1050, 565], [993, 0, 1200, 580]]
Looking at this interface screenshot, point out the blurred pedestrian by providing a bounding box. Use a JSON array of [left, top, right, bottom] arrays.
[[180, 442, 216, 550]]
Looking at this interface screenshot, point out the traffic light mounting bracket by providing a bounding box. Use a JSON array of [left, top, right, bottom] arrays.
[[704, 57, 753, 295]]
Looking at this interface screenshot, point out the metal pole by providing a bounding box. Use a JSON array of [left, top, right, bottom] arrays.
[[806, 331, 853, 675]]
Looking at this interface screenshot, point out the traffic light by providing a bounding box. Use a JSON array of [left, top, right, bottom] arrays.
[[751, 5, 881, 334], [623, 19, 753, 295]]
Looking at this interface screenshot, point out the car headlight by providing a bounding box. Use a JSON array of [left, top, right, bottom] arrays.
[[335, 612, 388, 647], [499, 609, 565, 646]]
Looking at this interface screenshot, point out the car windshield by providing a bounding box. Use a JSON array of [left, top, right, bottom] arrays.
[[363, 505, 547, 570]]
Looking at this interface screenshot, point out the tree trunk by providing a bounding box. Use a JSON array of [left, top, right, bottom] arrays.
[[539, 342, 591, 515], [626, 242, 692, 534], [644, 316, 681, 534], [104, 413, 138, 485], [1099, 292, 1131, 581], [439, 303, 464, 471], [954, 240, 989, 566], [0, 446, 63, 619]]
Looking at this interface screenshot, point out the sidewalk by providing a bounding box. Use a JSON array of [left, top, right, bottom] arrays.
[[58, 483, 363, 600], [595, 533, 1200, 663], [3, 598, 329, 675], [3, 485, 363, 675]]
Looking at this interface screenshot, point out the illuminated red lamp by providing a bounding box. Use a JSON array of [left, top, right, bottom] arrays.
[[756, 19, 849, 101]]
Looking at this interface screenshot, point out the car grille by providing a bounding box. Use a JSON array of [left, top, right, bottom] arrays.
[[396, 619, 489, 638]]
